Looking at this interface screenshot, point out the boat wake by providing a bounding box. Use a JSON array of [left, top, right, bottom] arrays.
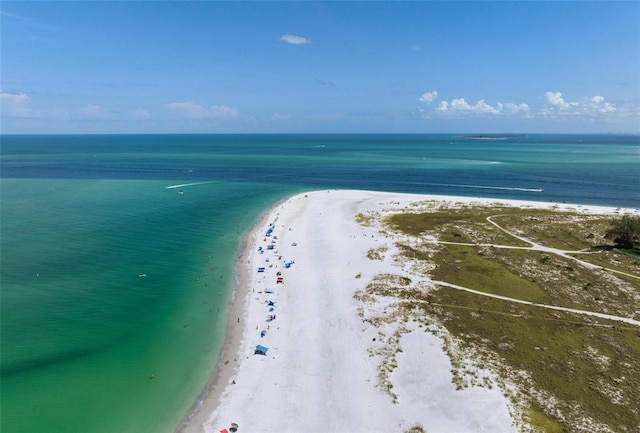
[[431, 183, 543, 193], [164, 181, 216, 189]]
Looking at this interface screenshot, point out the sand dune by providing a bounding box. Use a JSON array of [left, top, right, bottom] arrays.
[[181, 190, 631, 433]]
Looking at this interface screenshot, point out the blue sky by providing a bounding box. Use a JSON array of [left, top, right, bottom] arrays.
[[1, 1, 639, 134]]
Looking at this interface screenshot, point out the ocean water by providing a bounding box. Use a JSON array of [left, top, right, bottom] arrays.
[[1, 134, 638, 432]]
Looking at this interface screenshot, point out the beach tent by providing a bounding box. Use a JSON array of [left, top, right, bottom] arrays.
[[255, 345, 269, 355], [219, 430, 229, 433]]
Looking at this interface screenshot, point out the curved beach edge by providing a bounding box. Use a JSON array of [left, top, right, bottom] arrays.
[[178, 189, 635, 433]]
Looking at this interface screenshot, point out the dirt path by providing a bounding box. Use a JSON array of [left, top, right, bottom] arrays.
[[431, 280, 640, 326], [421, 214, 640, 326]]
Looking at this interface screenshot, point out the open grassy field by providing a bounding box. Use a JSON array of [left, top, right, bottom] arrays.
[[359, 201, 640, 432]]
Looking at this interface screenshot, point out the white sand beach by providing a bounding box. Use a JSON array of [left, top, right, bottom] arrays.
[[180, 190, 634, 433]]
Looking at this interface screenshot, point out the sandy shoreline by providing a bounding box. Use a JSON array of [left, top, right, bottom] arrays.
[[177, 197, 290, 433], [178, 190, 636, 433]]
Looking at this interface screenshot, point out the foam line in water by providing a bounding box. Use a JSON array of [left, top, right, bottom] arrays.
[[165, 181, 216, 189], [431, 183, 543, 193]]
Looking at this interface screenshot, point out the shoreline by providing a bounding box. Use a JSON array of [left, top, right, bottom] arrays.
[[178, 190, 637, 433], [176, 196, 291, 433]]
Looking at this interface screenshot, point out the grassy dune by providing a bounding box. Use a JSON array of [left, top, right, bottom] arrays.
[[366, 204, 640, 432]]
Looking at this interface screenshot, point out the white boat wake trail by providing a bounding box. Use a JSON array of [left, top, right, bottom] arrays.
[[432, 183, 543, 193], [164, 181, 216, 189]]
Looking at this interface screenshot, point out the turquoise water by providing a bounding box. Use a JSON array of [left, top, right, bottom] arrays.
[[1, 134, 638, 432]]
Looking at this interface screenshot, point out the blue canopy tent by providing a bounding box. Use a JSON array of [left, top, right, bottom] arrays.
[[254, 345, 269, 355]]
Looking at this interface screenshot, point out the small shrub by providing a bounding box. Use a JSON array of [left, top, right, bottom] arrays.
[[404, 423, 426, 433]]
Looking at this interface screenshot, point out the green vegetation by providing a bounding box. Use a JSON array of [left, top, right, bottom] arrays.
[[525, 407, 564, 433], [428, 244, 549, 302], [404, 423, 426, 433], [489, 213, 612, 251], [389, 212, 467, 235], [366, 246, 388, 261], [419, 289, 640, 433], [355, 212, 373, 227], [389, 210, 530, 246], [606, 215, 640, 253], [357, 203, 640, 432]]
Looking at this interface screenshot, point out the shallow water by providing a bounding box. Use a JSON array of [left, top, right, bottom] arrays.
[[1, 134, 638, 432]]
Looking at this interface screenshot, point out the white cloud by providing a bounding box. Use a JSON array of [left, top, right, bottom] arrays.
[[450, 98, 471, 111], [425, 94, 534, 119], [498, 102, 531, 114], [164, 102, 239, 119], [280, 34, 311, 45], [210, 105, 239, 117], [421, 90, 626, 124], [439, 98, 502, 115], [588, 95, 616, 113], [0, 90, 30, 105], [419, 91, 438, 104], [1, 90, 33, 116], [542, 91, 617, 117], [545, 91, 570, 108], [80, 104, 114, 119], [437, 101, 449, 112], [1, 89, 71, 121]]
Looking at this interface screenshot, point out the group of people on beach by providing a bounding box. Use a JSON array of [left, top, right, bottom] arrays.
[[252, 213, 294, 353]]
